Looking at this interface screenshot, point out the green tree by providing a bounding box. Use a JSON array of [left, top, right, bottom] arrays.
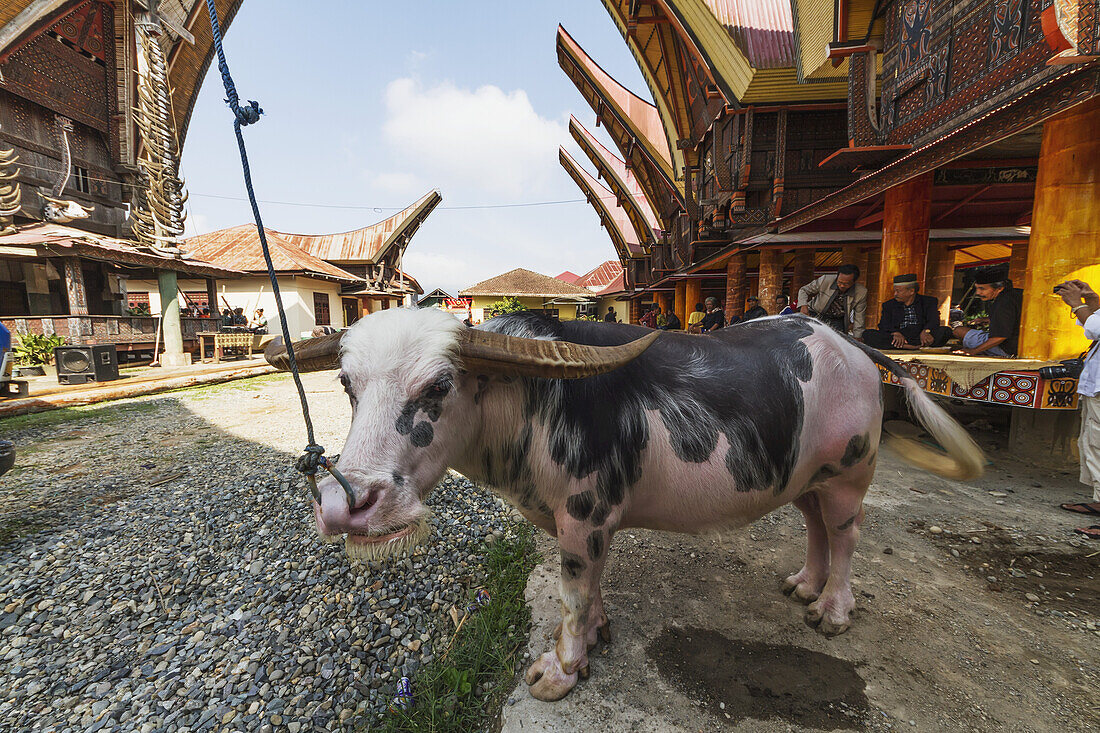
[[486, 296, 526, 318]]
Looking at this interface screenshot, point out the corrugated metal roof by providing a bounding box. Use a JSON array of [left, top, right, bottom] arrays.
[[184, 225, 364, 284], [705, 0, 796, 70], [575, 260, 627, 295], [277, 190, 441, 264], [460, 268, 596, 298]]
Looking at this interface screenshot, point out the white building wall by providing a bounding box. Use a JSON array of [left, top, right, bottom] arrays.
[[127, 276, 346, 338]]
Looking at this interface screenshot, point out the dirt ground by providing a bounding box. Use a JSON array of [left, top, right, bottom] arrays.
[[501, 410, 1099, 732]]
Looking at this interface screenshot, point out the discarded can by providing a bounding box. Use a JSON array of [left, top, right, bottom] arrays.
[[389, 676, 413, 713]]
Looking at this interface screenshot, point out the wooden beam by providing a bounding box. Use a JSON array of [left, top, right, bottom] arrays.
[[931, 184, 993, 224]]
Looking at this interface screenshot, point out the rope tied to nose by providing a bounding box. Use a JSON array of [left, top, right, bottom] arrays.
[[203, 1, 354, 508]]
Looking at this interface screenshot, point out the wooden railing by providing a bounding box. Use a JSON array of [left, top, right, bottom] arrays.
[[0, 315, 220, 346]]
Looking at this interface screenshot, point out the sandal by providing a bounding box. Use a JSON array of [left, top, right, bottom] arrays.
[[1073, 525, 1100, 539], [1059, 502, 1100, 516]]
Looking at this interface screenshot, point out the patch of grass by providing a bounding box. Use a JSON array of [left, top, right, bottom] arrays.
[[175, 372, 289, 399], [376, 521, 540, 732], [0, 399, 165, 434]]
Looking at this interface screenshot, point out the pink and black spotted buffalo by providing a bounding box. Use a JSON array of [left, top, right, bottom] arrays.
[[266, 307, 982, 701]]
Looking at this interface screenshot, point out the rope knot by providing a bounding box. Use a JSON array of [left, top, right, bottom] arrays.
[[296, 444, 327, 476], [227, 99, 263, 126]]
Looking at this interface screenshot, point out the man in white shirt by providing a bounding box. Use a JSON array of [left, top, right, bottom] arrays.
[[1054, 279, 1100, 539]]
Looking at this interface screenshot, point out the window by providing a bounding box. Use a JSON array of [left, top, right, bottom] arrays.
[[313, 292, 331, 325], [74, 166, 91, 194]]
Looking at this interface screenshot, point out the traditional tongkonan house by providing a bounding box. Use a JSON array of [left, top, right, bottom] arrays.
[[559, 0, 1099, 459], [151, 190, 440, 336], [0, 0, 246, 365]]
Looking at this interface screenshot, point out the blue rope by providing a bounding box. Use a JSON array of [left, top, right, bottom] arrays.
[[202, 1, 346, 494]]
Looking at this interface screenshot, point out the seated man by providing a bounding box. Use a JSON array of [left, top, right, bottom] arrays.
[[775, 294, 795, 315], [742, 296, 768, 321], [798, 264, 867, 340], [863, 274, 952, 349], [699, 297, 725, 331], [952, 270, 1023, 357]]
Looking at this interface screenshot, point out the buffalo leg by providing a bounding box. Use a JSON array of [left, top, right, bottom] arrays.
[[782, 492, 830, 603], [805, 483, 869, 636], [526, 512, 612, 701]]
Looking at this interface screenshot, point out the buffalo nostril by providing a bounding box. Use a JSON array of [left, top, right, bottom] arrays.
[[353, 484, 387, 512]]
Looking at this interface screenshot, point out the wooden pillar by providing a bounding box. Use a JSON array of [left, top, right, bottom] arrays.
[[685, 279, 703, 318], [865, 249, 882, 328], [62, 257, 88, 315], [206, 278, 218, 316], [658, 291, 673, 317], [924, 242, 956, 324], [1021, 97, 1100, 359], [758, 249, 783, 314], [724, 254, 747, 323], [674, 281, 687, 326], [157, 269, 189, 366], [842, 244, 868, 278], [791, 251, 815, 304], [880, 172, 932, 307], [1008, 241, 1028, 287], [629, 298, 641, 325]]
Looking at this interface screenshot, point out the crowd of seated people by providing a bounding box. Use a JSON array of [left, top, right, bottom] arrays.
[[631, 264, 1021, 358]]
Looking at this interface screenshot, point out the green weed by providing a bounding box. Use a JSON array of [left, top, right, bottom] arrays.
[[374, 521, 540, 732]]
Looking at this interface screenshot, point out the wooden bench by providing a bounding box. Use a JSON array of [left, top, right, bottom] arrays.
[[198, 332, 254, 364]]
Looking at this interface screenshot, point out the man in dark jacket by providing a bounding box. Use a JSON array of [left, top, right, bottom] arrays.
[[863, 274, 952, 349], [742, 296, 768, 321]]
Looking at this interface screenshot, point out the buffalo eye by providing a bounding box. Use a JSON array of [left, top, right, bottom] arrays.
[[426, 374, 452, 398], [339, 373, 357, 407]]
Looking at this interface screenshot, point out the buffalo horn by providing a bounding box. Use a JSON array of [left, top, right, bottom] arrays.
[[264, 332, 343, 372], [456, 328, 658, 379]]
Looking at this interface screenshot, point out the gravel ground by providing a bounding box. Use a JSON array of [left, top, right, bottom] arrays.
[[0, 372, 513, 731]]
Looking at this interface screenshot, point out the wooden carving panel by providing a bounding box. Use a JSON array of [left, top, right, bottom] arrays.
[[883, 0, 1074, 147], [52, 1, 109, 63], [0, 35, 108, 133]]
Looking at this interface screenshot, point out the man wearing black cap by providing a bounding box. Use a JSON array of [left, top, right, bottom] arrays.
[[863, 274, 951, 349], [952, 270, 1023, 357], [742, 295, 768, 321]]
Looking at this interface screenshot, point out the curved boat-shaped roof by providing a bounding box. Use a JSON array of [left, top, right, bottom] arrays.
[[557, 27, 678, 188], [559, 148, 646, 261], [569, 116, 661, 247], [557, 27, 682, 227], [276, 190, 442, 265]]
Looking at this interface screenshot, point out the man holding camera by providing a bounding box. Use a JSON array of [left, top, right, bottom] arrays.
[[1054, 279, 1100, 539]]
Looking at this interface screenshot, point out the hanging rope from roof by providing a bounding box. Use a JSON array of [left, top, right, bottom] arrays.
[[131, 20, 188, 257]]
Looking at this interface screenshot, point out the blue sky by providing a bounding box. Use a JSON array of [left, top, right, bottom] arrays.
[[180, 1, 652, 295]]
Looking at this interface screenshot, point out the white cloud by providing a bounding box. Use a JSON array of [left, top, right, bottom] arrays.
[[380, 78, 567, 198]]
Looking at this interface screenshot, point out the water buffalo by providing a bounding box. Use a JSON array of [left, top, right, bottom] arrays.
[[266, 308, 982, 701]]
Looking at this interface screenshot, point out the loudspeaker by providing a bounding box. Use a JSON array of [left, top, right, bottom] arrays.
[[55, 345, 120, 385]]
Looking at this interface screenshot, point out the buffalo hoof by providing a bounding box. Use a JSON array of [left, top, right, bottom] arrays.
[[525, 650, 580, 701], [598, 619, 612, 644], [782, 573, 824, 604], [804, 598, 853, 637]]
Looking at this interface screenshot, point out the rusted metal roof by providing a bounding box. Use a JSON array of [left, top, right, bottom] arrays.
[[575, 260, 626, 296], [1, 222, 243, 279], [183, 225, 364, 284], [703, 0, 796, 70], [277, 190, 442, 264]]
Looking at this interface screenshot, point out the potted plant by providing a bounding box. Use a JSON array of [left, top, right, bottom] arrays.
[[13, 333, 65, 377]]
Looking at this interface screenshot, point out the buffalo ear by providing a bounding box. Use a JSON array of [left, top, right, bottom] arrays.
[[264, 332, 343, 372], [455, 329, 658, 379]]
